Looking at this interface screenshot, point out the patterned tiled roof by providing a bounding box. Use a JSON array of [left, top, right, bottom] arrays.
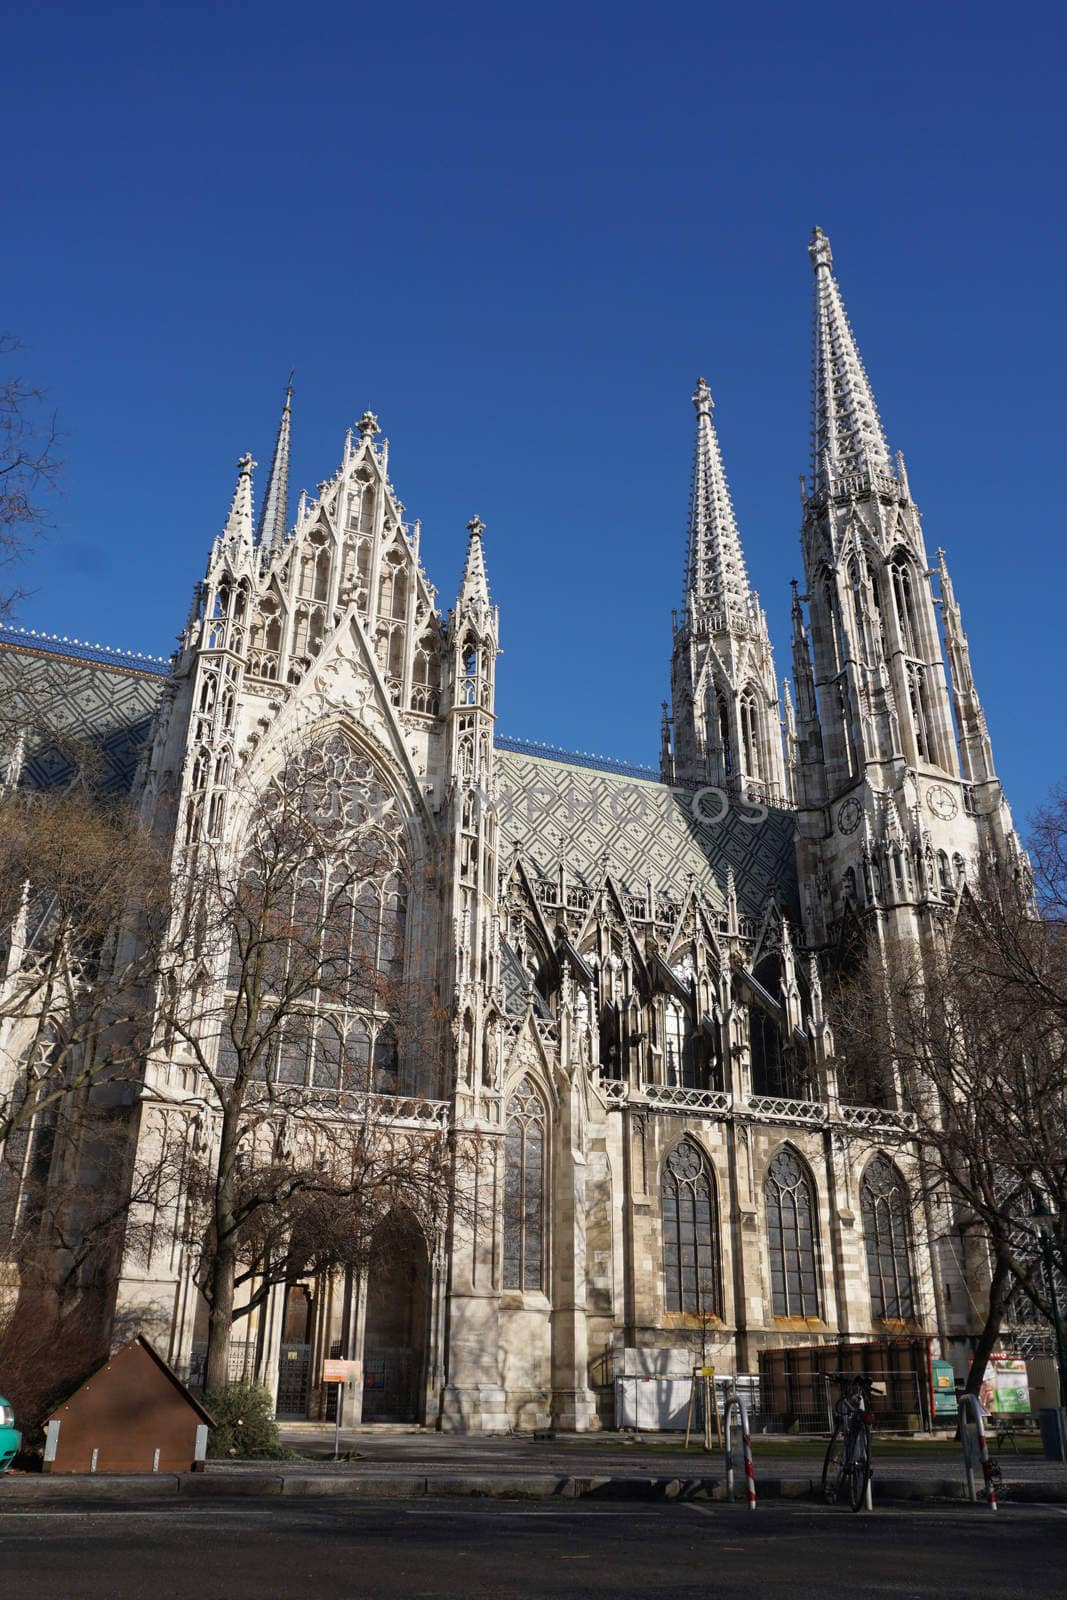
[[0, 626, 171, 675], [496, 749, 797, 918], [0, 635, 169, 793]]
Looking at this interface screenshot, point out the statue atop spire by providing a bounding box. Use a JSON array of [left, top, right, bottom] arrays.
[[256, 375, 293, 552], [809, 227, 892, 490], [685, 376, 752, 622]]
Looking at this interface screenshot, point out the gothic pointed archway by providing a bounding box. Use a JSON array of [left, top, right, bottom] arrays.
[[361, 1211, 429, 1423]]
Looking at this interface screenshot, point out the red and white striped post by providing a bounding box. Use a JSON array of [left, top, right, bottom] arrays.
[[958, 1393, 997, 1513], [724, 1393, 757, 1511]]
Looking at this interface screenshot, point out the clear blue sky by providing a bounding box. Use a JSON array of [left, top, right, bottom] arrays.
[[4, 2, 1065, 824]]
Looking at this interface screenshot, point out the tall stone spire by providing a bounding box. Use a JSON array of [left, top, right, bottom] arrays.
[[809, 228, 892, 488], [795, 230, 1019, 956], [221, 452, 256, 548], [666, 381, 786, 800], [256, 375, 293, 552], [685, 377, 751, 619]]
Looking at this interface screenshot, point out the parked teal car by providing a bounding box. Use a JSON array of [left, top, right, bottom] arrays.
[[0, 1396, 21, 1472]]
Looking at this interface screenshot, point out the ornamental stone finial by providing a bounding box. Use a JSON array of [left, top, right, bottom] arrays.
[[809, 226, 833, 271], [237, 452, 257, 476], [692, 376, 713, 416], [466, 515, 486, 538], [357, 410, 380, 440]]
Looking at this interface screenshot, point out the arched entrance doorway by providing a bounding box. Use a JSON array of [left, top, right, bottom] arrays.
[[362, 1211, 429, 1423]]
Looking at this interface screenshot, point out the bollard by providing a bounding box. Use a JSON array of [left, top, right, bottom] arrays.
[[724, 1393, 756, 1510], [957, 1393, 997, 1512]]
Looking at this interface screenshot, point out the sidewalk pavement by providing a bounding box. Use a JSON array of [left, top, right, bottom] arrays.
[[3, 1425, 1066, 1506]]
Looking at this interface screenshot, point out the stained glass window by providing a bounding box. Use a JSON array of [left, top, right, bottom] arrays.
[[661, 1142, 718, 1316], [503, 1077, 545, 1292], [861, 1155, 915, 1320], [766, 1149, 819, 1316]]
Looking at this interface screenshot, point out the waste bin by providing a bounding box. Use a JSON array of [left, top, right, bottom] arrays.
[[0, 1395, 21, 1472], [1039, 1407, 1067, 1462]]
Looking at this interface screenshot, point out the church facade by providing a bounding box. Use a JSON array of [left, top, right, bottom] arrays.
[[0, 230, 1022, 1430]]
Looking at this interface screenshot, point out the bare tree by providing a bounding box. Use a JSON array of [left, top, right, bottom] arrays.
[[826, 817, 1067, 1391], [0, 335, 62, 623], [0, 786, 169, 1151], [0, 1109, 188, 1434], [158, 733, 457, 1391], [179, 1109, 461, 1360]]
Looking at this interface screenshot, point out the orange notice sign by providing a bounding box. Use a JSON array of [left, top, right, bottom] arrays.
[[322, 1359, 361, 1384]]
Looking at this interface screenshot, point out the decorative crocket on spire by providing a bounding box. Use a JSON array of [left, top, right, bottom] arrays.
[[685, 377, 752, 619], [809, 228, 892, 489], [256, 374, 293, 551], [222, 452, 256, 547]]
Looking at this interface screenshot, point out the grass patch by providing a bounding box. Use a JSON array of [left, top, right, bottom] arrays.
[[571, 1434, 1045, 1458]]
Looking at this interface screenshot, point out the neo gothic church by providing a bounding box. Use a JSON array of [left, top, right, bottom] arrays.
[[0, 230, 1022, 1429]]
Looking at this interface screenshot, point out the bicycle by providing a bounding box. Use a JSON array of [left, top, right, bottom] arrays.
[[821, 1371, 876, 1511]]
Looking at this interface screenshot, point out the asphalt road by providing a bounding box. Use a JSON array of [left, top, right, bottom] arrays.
[[1, 1496, 1064, 1599]]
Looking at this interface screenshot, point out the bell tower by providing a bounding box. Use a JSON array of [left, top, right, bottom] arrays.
[[791, 229, 1020, 951]]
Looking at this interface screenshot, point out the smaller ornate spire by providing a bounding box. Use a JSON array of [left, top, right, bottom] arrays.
[[809, 227, 892, 489], [725, 865, 739, 937], [222, 453, 256, 547], [659, 700, 674, 785], [357, 410, 381, 441], [782, 677, 799, 805], [685, 376, 751, 619], [808, 954, 824, 1025], [937, 549, 995, 784], [457, 515, 491, 611], [256, 374, 293, 552]]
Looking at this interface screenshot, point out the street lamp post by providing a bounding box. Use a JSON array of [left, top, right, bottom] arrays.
[[1031, 1194, 1067, 1408]]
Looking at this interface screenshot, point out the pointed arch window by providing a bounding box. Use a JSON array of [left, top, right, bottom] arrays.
[[766, 1149, 819, 1317], [821, 573, 844, 674], [355, 481, 376, 536], [598, 1001, 621, 1078], [378, 552, 407, 622], [861, 1155, 916, 1321], [503, 1076, 546, 1292], [661, 1141, 719, 1316], [739, 690, 761, 779], [461, 641, 479, 706], [664, 998, 694, 1088], [848, 557, 865, 657], [717, 690, 733, 776], [891, 553, 918, 655], [907, 663, 930, 761], [749, 999, 786, 1097]]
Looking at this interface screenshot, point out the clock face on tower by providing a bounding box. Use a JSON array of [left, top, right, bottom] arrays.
[[837, 797, 862, 835], [926, 784, 958, 821]]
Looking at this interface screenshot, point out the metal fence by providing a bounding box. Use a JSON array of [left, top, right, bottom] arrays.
[[747, 1367, 930, 1433], [185, 1339, 259, 1389]]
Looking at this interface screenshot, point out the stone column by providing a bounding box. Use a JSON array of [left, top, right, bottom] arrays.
[[550, 1076, 598, 1431], [440, 1132, 508, 1432]]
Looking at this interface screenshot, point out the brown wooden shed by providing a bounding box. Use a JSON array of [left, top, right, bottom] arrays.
[[42, 1335, 215, 1474]]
